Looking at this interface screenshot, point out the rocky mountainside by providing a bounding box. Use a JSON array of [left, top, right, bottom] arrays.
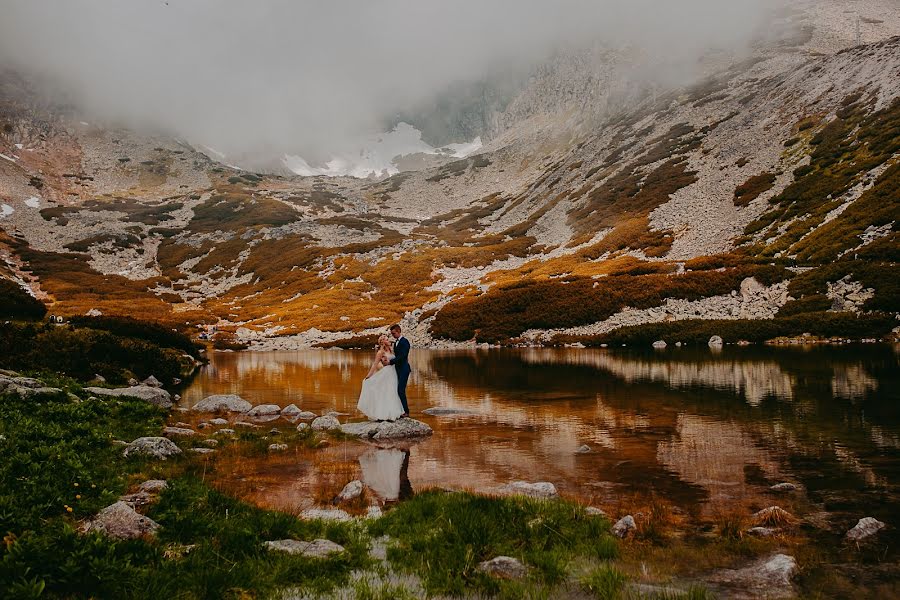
[[0, 0, 898, 348]]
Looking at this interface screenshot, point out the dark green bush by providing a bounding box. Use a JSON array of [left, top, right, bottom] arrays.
[[66, 315, 200, 358], [0, 278, 47, 320]]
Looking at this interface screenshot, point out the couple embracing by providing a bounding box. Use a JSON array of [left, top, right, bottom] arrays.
[[357, 324, 411, 421]]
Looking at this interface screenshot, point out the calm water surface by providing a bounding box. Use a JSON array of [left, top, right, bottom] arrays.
[[181, 345, 900, 532]]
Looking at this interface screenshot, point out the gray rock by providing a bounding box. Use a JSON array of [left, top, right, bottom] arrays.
[[216, 428, 236, 435], [769, 482, 799, 492], [366, 505, 383, 519], [336, 480, 363, 503], [209, 417, 229, 426], [585, 507, 607, 517], [163, 426, 195, 436], [296, 422, 310, 432], [190, 447, 215, 454], [142, 375, 163, 388], [247, 404, 281, 417], [123, 437, 182, 459], [299, 508, 351, 522], [234, 421, 261, 429], [83, 501, 159, 539], [708, 335, 724, 348], [575, 444, 592, 454], [311, 415, 342, 431], [845, 517, 885, 542], [612, 515, 636, 538], [263, 538, 345, 557], [340, 418, 433, 440], [84, 385, 172, 408], [422, 407, 476, 416], [708, 553, 797, 599], [747, 526, 777, 537], [191, 394, 251, 413], [281, 403, 302, 416], [477, 556, 528, 580], [652, 340, 667, 349], [201, 438, 219, 447], [295, 411, 318, 420], [128, 378, 139, 386], [138, 479, 168, 493], [268, 443, 288, 451], [499, 481, 558, 499]]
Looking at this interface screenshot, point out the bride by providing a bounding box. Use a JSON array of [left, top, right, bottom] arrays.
[[357, 334, 405, 421]]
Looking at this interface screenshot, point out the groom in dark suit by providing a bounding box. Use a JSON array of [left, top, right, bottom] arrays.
[[389, 324, 411, 417]]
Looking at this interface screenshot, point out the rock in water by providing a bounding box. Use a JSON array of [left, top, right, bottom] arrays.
[[477, 556, 528, 579], [611, 515, 636, 538], [769, 482, 799, 493], [340, 418, 433, 440], [575, 444, 592, 454], [142, 375, 163, 388], [84, 385, 172, 408], [295, 411, 317, 420], [123, 437, 182, 459], [708, 553, 797, 599], [652, 340, 667, 349], [708, 335, 724, 348], [191, 394, 252, 413], [281, 404, 302, 416], [422, 407, 476, 416], [263, 539, 345, 557], [83, 501, 159, 539], [845, 517, 885, 542], [499, 481, 558, 499], [248, 404, 281, 417], [336, 480, 363, 503], [311, 415, 342, 431]]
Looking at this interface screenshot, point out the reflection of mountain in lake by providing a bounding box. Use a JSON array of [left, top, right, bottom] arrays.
[[831, 364, 879, 400]]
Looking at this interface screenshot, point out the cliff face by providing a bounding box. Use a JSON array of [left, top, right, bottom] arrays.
[[0, 1, 898, 347]]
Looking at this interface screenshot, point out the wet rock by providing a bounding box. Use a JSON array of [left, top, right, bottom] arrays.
[[845, 517, 885, 542], [268, 443, 288, 451], [422, 407, 476, 416], [747, 526, 778, 537], [499, 481, 558, 499], [264, 539, 345, 557], [142, 375, 163, 388], [708, 335, 724, 348], [84, 385, 172, 408], [336, 480, 363, 503], [611, 515, 636, 538], [247, 404, 281, 417], [299, 508, 351, 522], [340, 418, 433, 440], [191, 394, 251, 413], [585, 507, 607, 517], [83, 501, 159, 539], [477, 556, 528, 580], [163, 426, 195, 436], [295, 411, 318, 420], [123, 437, 182, 459], [770, 482, 799, 493], [311, 415, 342, 431], [575, 444, 592, 454], [708, 553, 797, 599], [652, 340, 667, 349], [280, 403, 302, 416]]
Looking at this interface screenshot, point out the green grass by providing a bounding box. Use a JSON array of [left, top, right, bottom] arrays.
[[580, 564, 627, 599], [368, 489, 617, 597]]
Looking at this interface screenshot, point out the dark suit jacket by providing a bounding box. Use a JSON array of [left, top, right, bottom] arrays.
[[390, 337, 411, 373]]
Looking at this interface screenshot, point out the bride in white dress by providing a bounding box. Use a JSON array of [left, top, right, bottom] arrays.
[[357, 335, 405, 421]]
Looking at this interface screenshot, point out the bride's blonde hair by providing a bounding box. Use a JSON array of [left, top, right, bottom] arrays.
[[377, 334, 391, 349]]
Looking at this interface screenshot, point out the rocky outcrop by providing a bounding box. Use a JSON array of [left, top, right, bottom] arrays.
[[340, 418, 433, 440], [0, 374, 63, 399], [191, 394, 251, 413], [82, 501, 159, 539], [123, 436, 182, 459], [263, 539, 345, 557], [477, 556, 528, 580], [84, 385, 172, 408]]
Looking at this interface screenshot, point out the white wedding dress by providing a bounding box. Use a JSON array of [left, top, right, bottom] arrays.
[[357, 354, 405, 421]]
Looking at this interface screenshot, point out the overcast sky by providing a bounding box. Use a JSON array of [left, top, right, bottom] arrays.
[[0, 0, 777, 161]]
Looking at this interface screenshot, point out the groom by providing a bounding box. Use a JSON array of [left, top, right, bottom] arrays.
[[388, 323, 411, 417]]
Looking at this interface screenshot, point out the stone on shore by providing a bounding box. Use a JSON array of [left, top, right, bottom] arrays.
[[268, 443, 288, 451], [311, 415, 342, 431], [83, 501, 159, 539], [708, 335, 724, 348], [422, 407, 476, 416], [611, 515, 637, 538], [191, 394, 252, 413], [299, 508, 351, 522], [248, 404, 281, 417], [499, 481, 558, 499], [652, 340, 667, 349], [336, 480, 363, 503], [163, 426, 195, 436], [142, 375, 163, 388], [264, 539, 345, 557], [281, 404, 302, 416], [296, 422, 310, 432], [845, 517, 885, 542], [84, 385, 172, 408], [340, 418, 433, 440], [477, 556, 528, 580], [123, 436, 182, 459], [585, 507, 607, 517], [295, 410, 318, 420], [708, 553, 797, 599]]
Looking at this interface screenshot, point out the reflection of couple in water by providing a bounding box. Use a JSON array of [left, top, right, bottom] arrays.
[[360, 446, 412, 502]]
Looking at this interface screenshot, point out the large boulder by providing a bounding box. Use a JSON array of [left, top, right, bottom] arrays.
[[83, 501, 159, 539], [340, 418, 432, 440], [84, 385, 172, 409], [311, 415, 342, 431], [123, 436, 183, 459], [191, 394, 251, 413], [498, 481, 558, 499], [477, 556, 528, 580], [263, 539, 345, 557]]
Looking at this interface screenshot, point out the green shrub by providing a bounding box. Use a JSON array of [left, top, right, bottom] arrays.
[[0, 279, 47, 320], [579, 564, 627, 599], [65, 316, 199, 358]]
